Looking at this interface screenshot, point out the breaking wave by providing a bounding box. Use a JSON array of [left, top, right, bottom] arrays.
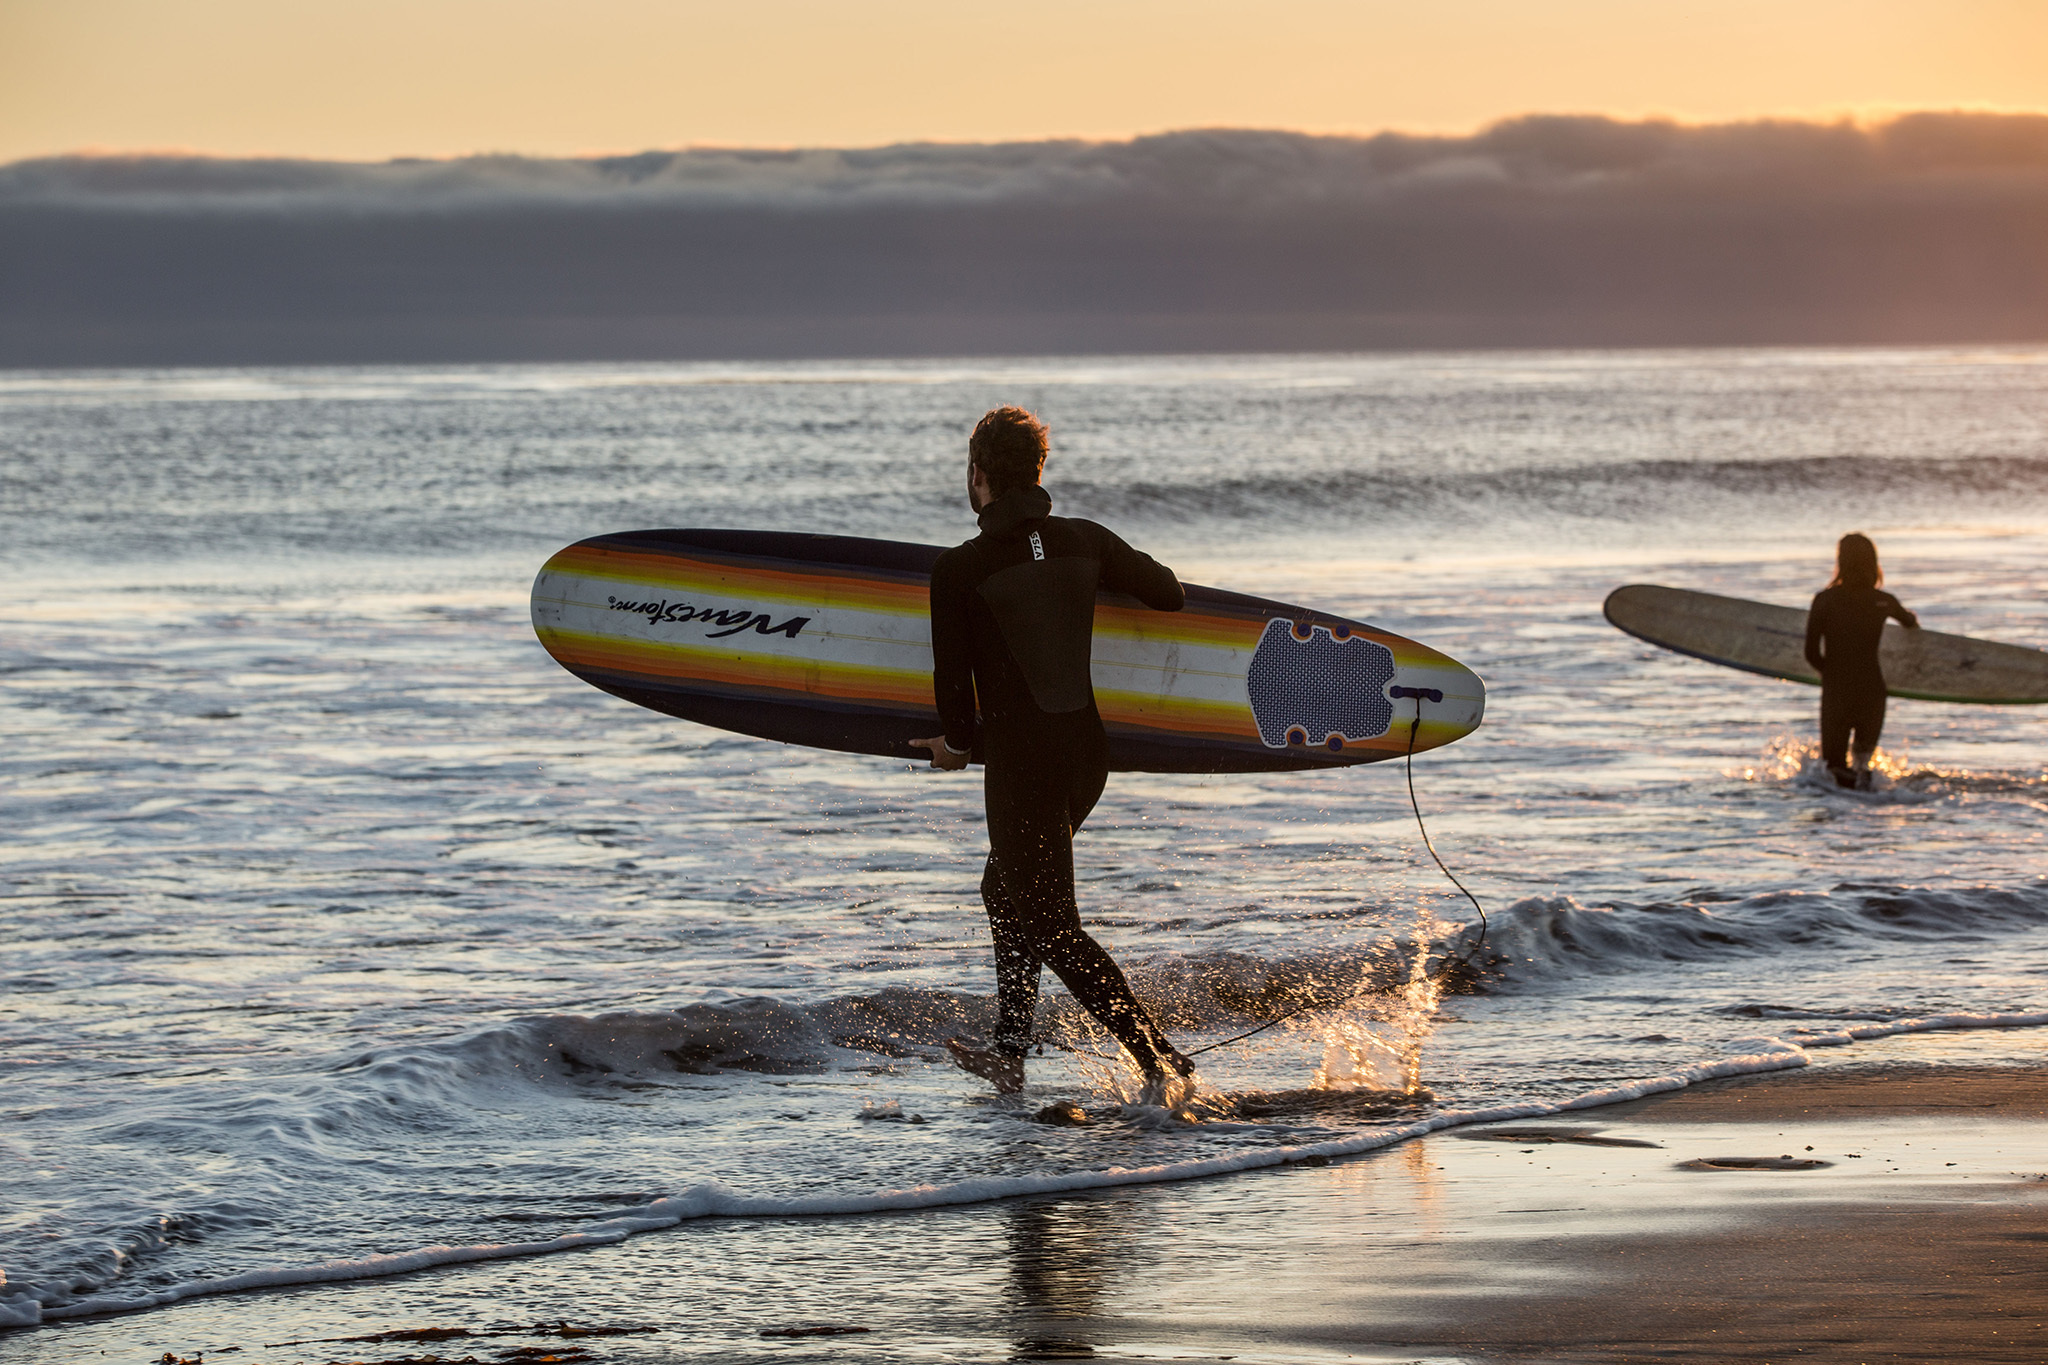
[[271, 877, 2048, 1099], [1480, 881, 2048, 981]]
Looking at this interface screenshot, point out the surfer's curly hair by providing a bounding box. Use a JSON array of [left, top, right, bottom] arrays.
[[969, 406, 1049, 498]]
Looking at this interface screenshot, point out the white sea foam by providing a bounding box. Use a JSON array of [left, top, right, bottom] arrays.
[[19, 1016, 2048, 1328], [1, 1047, 1818, 1328], [1785, 1009, 2048, 1049]]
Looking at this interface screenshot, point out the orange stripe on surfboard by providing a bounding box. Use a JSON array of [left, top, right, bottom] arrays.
[[540, 629, 936, 708]]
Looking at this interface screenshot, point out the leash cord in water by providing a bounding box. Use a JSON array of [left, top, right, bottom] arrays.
[[1398, 691, 1490, 974], [1026, 691, 1490, 1063], [1179, 689, 1489, 1058]]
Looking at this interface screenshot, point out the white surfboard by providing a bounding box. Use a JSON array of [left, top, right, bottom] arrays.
[[1603, 584, 2048, 705]]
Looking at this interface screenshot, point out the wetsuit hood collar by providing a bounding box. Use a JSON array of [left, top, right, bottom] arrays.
[[977, 484, 1052, 536]]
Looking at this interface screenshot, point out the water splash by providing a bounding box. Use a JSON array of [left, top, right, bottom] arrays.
[[1312, 904, 1445, 1095], [1736, 734, 2048, 812], [1736, 734, 1918, 792], [1311, 1019, 1407, 1091]]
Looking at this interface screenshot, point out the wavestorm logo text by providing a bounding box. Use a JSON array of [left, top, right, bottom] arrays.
[[605, 596, 810, 640]]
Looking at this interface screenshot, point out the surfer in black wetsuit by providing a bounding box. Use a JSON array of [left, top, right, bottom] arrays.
[[1803, 533, 1919, 789], [911, 406, 1195, 1095]]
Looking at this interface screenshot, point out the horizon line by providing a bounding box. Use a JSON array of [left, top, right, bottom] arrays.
[[17, 102, 2048, 169]]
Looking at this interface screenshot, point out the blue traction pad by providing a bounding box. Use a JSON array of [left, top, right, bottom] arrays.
[[1246, 618, 1397, 749]]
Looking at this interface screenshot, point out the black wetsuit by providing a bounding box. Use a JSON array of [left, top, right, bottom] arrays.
[[930, 485, 1186, 1071], [1804, 585, 1915, 778]]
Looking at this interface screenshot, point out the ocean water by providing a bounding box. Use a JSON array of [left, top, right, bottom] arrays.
[[3, 348, 2048, 1345]]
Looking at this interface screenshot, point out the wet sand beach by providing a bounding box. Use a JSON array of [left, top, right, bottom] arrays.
[[1283, 1062, 2048, 1363], [27, 1059, 2047, 1365]]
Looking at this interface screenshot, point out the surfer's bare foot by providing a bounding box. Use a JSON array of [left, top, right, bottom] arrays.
[[1134, 1068, 1195, 1109], [946, 1039, 1024, 1093]]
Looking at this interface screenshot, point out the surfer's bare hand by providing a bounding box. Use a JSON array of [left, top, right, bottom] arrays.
[[912, 735, 969, 770]]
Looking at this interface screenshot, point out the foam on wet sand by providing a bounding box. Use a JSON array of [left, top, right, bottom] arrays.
[[25, 1060, 2045, 1364]]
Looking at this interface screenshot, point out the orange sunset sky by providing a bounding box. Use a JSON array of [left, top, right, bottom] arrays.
[[2, 0, 2046, 163]]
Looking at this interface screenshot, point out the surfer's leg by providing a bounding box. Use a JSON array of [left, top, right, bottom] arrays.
[[1063, 741, 1107, 833], [1035, 921, 1188, 1081], [1054, 750, 1192, 1080], [1819, 684, 1856, 786], [1064, 749, 1196, 1080], [949, 853, 1031, 1093], [1850, 691, 1887, 786], [982, 853, 1041, 1056], [986, 759, 1178, 1078]]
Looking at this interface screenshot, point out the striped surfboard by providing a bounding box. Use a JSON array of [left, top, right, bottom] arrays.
[[531, 530, 1486, 773]]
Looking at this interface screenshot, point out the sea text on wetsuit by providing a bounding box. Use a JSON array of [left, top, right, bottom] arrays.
[[604, 596, 810, 639]]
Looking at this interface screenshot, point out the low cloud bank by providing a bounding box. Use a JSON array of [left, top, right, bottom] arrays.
[[4, 113, 2047, 364]]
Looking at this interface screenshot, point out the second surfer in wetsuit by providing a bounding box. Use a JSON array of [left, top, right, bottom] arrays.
[[1803, 532, 1919, 789], [912, 406, 1195, 1096]]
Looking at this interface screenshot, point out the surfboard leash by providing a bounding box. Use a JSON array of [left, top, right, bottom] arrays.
[[1177, 689, 1491, 1059], [1021, 692, 1491, 1064], [1394, 688, 1491, 986]]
